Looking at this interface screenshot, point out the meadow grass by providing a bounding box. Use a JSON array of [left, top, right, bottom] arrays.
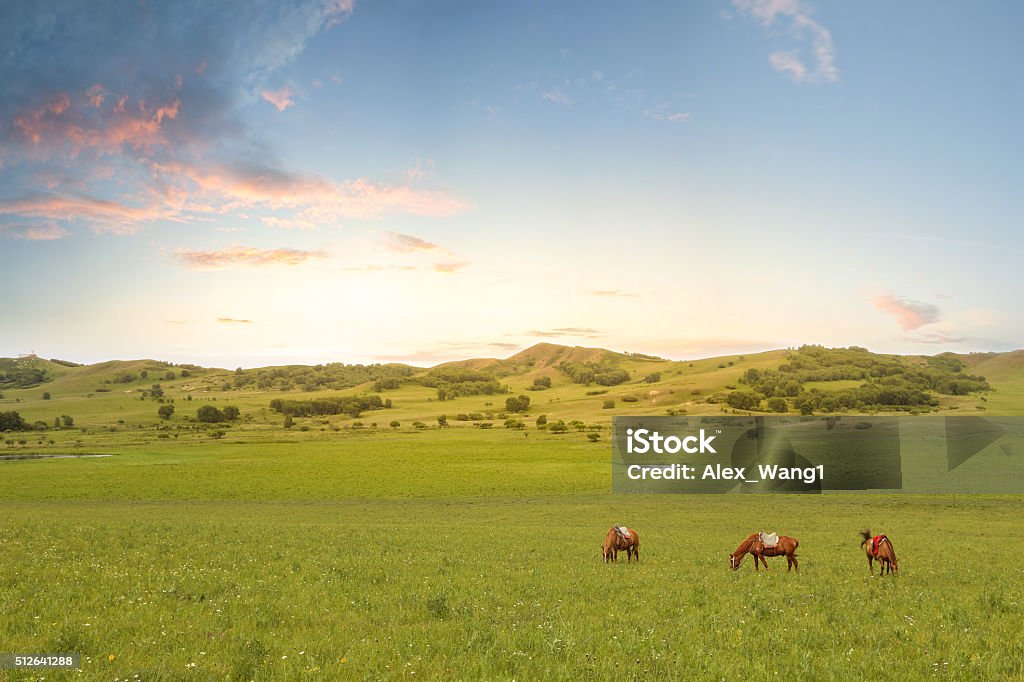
[[2, 429, 1023, 680]]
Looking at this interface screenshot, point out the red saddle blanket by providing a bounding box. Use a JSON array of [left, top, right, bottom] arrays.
[[870, 535, 887, 556]]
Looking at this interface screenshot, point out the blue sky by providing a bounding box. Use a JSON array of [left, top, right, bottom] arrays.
[[0, 0, 1021, 366]]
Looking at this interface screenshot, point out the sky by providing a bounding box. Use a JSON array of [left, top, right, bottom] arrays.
[[1, 0, 1021, 367]]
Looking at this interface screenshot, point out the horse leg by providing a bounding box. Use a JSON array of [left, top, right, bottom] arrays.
[[792, 555, 798, 573], [867, 555, 873, 575]]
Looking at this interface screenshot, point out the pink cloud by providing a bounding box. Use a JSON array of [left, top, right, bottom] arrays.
[[872, 293, 941, 331], [1, 221, 71, 241], [261, 87, 295, 111], [432, 261, 469, 273], [733, 0, 838, 84], [0, 195, 168, 234], [176, 246, 328, 270], [383, 231, 447, 254]]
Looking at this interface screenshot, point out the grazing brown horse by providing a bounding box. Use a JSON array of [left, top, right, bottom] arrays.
[[602, 527, 639, 563], [860, 529, 899, 576], [729, 532, 800, 572]]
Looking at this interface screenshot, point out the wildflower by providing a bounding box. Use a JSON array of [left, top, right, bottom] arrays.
[[108, 655, 116, 662]]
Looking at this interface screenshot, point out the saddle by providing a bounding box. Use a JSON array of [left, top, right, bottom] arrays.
[[870, 535, 887, 556], [759, 531, 779, 549], [615, 526, 632, 542]]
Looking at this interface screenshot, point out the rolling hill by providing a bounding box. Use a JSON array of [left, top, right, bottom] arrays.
[[2, 343, 1022, 440]]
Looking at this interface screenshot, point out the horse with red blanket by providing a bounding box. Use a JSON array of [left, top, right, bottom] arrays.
[[860, 529, 899, 576]]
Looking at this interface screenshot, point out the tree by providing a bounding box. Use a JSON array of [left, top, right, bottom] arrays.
[[437, 388, 447, 401], [42, 391, 51, 400], [149, 384, 164, 399], [505, 395, 531, 413], [548, 421, 569, 434], [587, 432, 601, 442], [0, 411, 28, 431], [196, 405, 224, 423], [726, 391, 761, 411], [535, 414, 547, 427], [602, 400, 614, 409], [767, 397, 788, 413], [644, 373, 661, 384], [390, 420, 401, 429], [222, 405, 240, 420], [284, 415, 294, 428], [158, 404, 175, 420], [437, 415, 448, 427], [54, 416, 61, 428], [61, 415, 73, 427], [530, 376, 551, 390]]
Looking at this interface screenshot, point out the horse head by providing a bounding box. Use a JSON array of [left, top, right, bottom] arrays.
[[728, 552, 742, 571]]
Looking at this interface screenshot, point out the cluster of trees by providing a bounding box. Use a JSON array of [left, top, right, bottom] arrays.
[[558, 361, 630, 386], [528, 376, 552, 391], [726, 346, 991, 414], [196, 405, 240, 423], [235, 363, 413, 392], [0, 411, 73, 431], [269, 395, 388, 418], [0, 364, 46, 389], [418, 367, 505, 400], [505, 395, 531, 413], [0, 411, 27, 431], [373, 377, 403, 391]]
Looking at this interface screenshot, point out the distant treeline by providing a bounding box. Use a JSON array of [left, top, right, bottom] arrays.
[[269, 395, 389, 418], [730, 345, 990, 413], [417, 367, 505, 400], [557, 361, 630, 387], [0, 361, 47, 389], [237, 363, 413, 392]]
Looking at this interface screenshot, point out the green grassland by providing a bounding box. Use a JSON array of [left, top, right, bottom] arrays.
[[2, 345, 1024, 679]]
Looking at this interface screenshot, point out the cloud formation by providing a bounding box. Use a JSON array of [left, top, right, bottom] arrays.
[[527, 327, 603, 338], [217, 317, 253, 324], [0, 0, 464, 238], [872, 293, 941, 331], [261, 86, 295, 111], [733, 0, 838, 83], [382, 231, 448, 254], [177, 246, 328, 270]]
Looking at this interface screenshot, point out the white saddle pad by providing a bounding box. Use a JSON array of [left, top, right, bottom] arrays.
[[760, 532, 779, 548]]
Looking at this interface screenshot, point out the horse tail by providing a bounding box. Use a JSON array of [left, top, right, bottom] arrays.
[[859, 529, 871, 547]]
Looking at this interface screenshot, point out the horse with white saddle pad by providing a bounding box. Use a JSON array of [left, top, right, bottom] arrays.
[[602, 525, 640, 563]]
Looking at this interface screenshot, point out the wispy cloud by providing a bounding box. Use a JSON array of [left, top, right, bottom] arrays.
[[542, 87, 572, 107], [382, 231, 448, 254], [872, 292, 941, 331], [217, 317, 253, 324], [432, 261, 469, 274], [527, 327, 603, 338], [589, 289, 640, 298], [177, 246, 328, 270], [1, 221, 70, 240], [733, 0, 838, 84], [261, 86, 295, 111], [645, 110, 691, 124]]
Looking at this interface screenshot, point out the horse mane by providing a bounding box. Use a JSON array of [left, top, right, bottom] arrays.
[[733, 532, 759, 556], [859, 529, 871, 547]]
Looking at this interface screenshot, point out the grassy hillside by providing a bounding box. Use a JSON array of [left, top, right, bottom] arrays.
[[0, 344, 1018, 451]]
